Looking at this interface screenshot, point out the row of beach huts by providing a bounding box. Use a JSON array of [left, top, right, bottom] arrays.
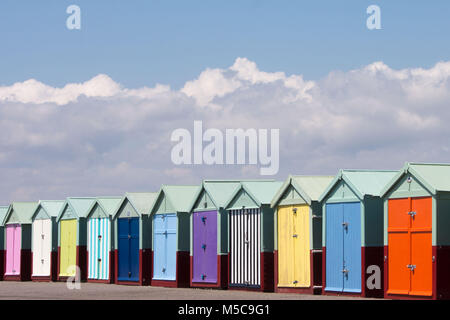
[[1, 162, 450, 300]]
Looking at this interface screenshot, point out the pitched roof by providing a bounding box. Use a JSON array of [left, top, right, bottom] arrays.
[[0, 206, 10, 226], [225, 180, 284, 208], [319, 169, 398, 202], [57, 197, 96, 221], [112, 192, 159, 218], [381, 162, 450, 196], [152, 185, 200, 213], [34, 200, 65, 219], [4, 202, 39, 224], [87, 197, 122, 218], [188, 180, 242, 211], [271, 175, 334, 207]]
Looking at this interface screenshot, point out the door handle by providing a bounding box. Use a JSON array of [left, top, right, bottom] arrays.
[[292, 234, 298, 238], [293, 280, 298, 284], [41, 234, 45, 240], [407, 264, 416, 271], [201, 216, 207, 223], [202, 244, 207, 250], [162, 268, 166, 273], [98, 258, 102, 262], [408, 211, 417, 218], [342, 222, 349, 229], [41, 259, 44, 264], [201, 274, 207, 280], [342, 269, 349, 274], [128, 234, 131, 239]]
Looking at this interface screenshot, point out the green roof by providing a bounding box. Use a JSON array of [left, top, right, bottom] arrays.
[[38, 201, 65, 218], [271, 175, 334, 207], [152, 185, 201, 213], [57, 197, 96, 220], [319, 169, 398, 202], [0, 206, 10, 226], [204, 181, 242, 208], [4, 202, 39, 224], [224, 180, 284, 208], [96, 197, 122, 217], [125, 192, 159, 215], [381, 162, 450, 196]]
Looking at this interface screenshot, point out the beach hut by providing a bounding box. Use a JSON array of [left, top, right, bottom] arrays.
[[319, 169, 397, 298], [224, 180, 283, 292], [31, 200, 65, 281], [188, 180, 241, 289], [86, 197, 122, 283], [380, 162, 450, 300], [112, 192, 157, 286], [150, 185, 200, 288], [56, 197, 96, 282], [3, 202, 39, 281], [0, 205, 10, 281], [270, 175, 334, 294]]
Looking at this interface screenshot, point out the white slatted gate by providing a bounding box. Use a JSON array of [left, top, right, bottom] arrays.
[[230, 208, 261, 287], [32, 219, 52, 277]]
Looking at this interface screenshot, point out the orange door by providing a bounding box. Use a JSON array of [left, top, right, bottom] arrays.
[[410, 198, 432, 296], [387, 198, 410, 295], [387, 197, 432, 297]]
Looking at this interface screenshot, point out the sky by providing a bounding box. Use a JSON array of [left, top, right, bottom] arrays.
[[0, 1, 449, 203]]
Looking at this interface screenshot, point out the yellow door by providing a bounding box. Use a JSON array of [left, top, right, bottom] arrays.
[[277, 206, 291, 287], [277, 205, 310, 288], [293, 205, 310, 287], [60, 219, 77, 277]]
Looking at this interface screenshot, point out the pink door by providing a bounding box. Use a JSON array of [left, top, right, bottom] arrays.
[[5, 224, 21, 276]]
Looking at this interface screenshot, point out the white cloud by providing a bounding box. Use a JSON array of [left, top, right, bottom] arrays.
[[1, 58, 450, 203]]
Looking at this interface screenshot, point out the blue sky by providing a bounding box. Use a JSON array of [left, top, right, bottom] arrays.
[[1, 0, 449, 88], [0, 1, 450, 203]]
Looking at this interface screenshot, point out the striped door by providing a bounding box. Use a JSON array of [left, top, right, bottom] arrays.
[[192, 210, 218, 283], [5, 224, 21, 275], [153, 214, 177, 281], [117, 217, 140, 282], [229, 209, 261, 287], [32, 219, 52, 276], [88, 218, 110, 280], [59, 219, 77, 277]]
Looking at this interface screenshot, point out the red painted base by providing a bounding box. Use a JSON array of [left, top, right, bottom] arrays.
[[190, 254, 228, 289], [151, 251, 190, 288], [274, 250, 322, 295], [322, 246, 383, 298], [57, 246, 87, 282], [227, 251, 274, 293]]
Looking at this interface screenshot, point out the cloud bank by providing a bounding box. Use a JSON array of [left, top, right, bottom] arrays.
[[1, 57, 450, 203]]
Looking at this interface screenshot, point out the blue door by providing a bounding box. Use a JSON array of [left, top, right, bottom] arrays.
[[325, 202, 361, 293], [117, 217, 140, 282], [325, 203, 344, 292], [153, 214, 177, 281], [343, 202, 361, 293]]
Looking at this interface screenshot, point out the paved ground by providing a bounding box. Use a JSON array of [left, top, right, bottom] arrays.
[[0, 282, 371, 300]]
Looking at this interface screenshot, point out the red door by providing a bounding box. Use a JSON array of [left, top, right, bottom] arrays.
[[387, 197, 432, 297]]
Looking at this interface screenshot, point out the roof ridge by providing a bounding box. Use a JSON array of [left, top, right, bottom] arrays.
[[409, 162, 450, 166]]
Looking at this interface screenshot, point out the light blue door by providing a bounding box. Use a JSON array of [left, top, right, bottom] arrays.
[[153, 214, 177, 281], [343, 202, 361, 293], [325, 203, 344, 292]]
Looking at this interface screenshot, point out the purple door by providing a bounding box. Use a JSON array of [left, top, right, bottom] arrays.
[[193, 211, 217, 283]]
